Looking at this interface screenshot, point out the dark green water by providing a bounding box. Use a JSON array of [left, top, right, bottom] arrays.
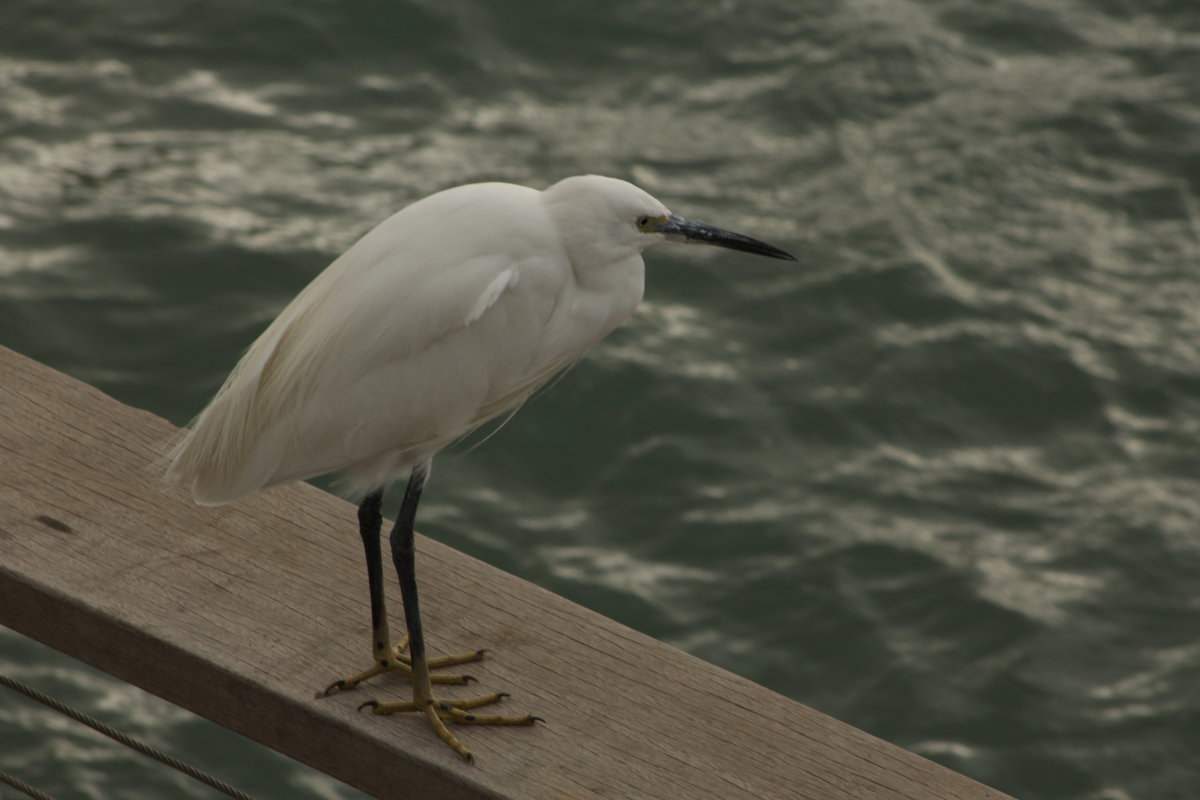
[[3, 1, 1200, 798]]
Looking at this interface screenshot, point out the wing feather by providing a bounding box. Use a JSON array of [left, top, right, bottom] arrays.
[[167, 183, 567, 504]]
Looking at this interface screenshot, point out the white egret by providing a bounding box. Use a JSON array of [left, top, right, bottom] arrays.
[[166, 174, 796, 761]]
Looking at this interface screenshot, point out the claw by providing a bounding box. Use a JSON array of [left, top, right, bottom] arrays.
[[324, 638, 533, 760], [325, 639, 481, 692]]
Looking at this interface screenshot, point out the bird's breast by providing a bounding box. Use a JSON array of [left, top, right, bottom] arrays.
[[463, 252, 644, 416], [556, 253, 646, 353]]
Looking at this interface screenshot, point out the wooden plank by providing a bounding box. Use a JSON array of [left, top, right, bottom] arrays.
[[0, 344, 1014, 800]]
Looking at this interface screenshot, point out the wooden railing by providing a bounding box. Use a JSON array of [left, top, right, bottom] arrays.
[[0, 345, 1013, 800]]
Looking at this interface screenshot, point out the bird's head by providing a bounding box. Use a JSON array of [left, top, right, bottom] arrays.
[[542, 175, 797, 268]]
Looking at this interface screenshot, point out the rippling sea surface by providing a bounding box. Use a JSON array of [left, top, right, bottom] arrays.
[[3, 1, 1200, 798]]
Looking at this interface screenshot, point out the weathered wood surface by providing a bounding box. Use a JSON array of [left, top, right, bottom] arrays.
[[0, 345, 1014, 800]]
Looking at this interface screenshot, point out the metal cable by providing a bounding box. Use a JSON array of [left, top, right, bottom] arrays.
[[0, 769, 58, 800], [0, 673, 258, 800]]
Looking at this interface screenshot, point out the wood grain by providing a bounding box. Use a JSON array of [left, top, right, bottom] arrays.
[[0, 345, 1014, 800]]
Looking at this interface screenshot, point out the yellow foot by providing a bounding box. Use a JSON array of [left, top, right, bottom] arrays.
[[359, 692, 542, 762], [317, 634, 486, 697]]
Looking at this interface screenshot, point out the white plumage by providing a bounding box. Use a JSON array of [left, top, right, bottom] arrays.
[[167, 175, 673, 503], [164, 173, 796, 761]]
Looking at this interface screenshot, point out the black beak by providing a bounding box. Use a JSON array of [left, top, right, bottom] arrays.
[[656, 214, 797, 261]]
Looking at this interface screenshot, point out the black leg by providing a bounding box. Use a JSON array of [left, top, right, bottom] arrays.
[[390, 464, 429, 665], [357, 490, 386, 654], [320, 489, 387, 695], [358, 461, 539, 759], [320, 479, 482, 698]]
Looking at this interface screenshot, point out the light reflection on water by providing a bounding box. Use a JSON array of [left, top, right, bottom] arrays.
[[3, 1, 1200, 799]]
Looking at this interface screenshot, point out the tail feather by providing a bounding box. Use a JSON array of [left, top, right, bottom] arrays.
[[164, 339, 284, 506]]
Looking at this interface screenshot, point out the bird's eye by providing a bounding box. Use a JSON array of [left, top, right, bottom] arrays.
[[636, 215, 651, 230]]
